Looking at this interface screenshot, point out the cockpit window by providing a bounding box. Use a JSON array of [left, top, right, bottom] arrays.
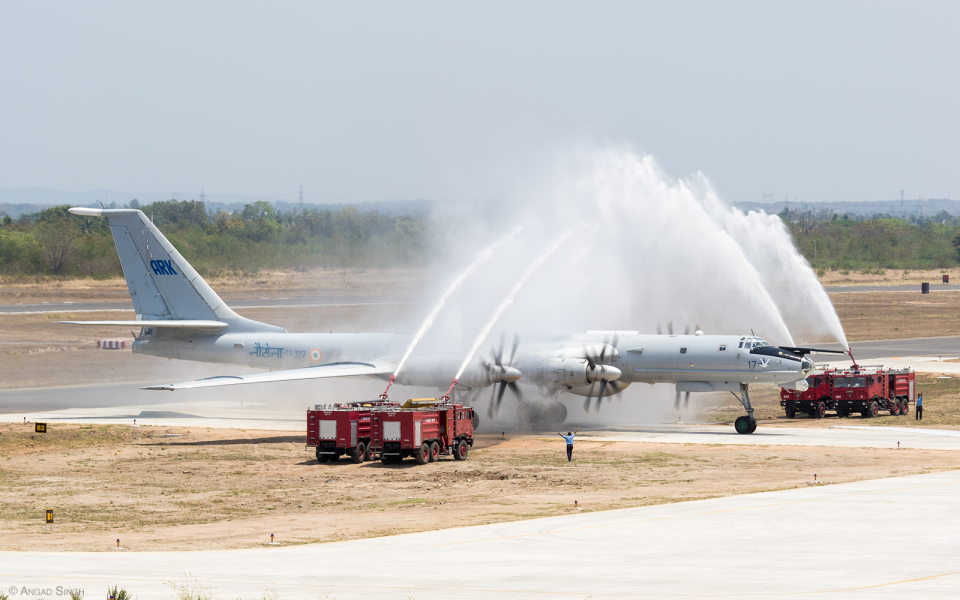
[[719, 345, 726, 351], [834, 377, 866, 388], [738, 341, 744, 348]]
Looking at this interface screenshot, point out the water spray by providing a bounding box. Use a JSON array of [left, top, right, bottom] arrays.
[[444, 227, 580, 398], [380, 229, 520, 399]]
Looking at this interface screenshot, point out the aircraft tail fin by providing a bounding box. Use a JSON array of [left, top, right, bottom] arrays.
[[69, 208, 273, 330]]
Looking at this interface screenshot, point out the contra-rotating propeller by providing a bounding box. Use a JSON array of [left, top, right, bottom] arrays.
[[582, 334, 624, 414], [485, 332, 523, 418]]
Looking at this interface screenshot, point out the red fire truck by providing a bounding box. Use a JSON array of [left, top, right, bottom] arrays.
[[780, 367, 915, 419], [306, 400, 398, 463], [371, 399, 476, 465]]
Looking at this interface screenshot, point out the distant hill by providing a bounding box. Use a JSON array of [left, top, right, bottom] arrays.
[[0, 187, 431, 219], [733, 198, 960, 218]]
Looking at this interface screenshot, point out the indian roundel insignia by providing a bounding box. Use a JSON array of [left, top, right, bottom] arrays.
[[310, 348, 322, 362]]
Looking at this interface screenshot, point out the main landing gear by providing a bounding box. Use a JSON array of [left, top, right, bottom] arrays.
[[732, 383, 757, 434]]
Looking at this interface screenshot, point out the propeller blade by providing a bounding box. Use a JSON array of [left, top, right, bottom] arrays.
[[509, 334, 520, 365], [667, 321, 674, 335], [496, 380, 508, 410], [507, 381, 523, 401], [684, 391, 690, 408], [684, 324, 690, 335], [595, 380, 608, 413], [583, 395, 591, 413], [486, 385, 497, 418], [656, 323, 662, 335], [584, 347, 596, 370], [675, 390, 681, 410], [497, 331, 505, 365]]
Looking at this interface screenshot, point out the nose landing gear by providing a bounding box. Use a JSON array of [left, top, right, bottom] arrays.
[[732, 383, 757, 434]]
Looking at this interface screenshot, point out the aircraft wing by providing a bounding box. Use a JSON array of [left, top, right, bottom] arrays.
[[143, 360, 396, 391]]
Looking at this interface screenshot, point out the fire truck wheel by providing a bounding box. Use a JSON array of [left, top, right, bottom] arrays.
[[316, 452, 328, 463], [864, 402, 878, 418], [352, 443, 366, 464], [415, 443, 430, 465], [429, 442, 440, 462], [901, 400, 909, 415], [454, 439, 469, 460], [364, 444, 374, 461], [837, 409, 849, 418], [785, 407, 795, 419], [890, 403, 900, 416], [815, 402, 825, 419]]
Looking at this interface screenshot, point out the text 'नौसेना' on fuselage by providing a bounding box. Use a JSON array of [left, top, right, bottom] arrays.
[[58, 207, 841, 434]]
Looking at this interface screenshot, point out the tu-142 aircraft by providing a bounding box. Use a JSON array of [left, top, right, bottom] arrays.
[[61, 207, 840, 434]]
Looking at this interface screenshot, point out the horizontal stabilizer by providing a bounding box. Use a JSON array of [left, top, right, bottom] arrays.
[[143, 361, 396, 391], [57, 320, 228, 330]]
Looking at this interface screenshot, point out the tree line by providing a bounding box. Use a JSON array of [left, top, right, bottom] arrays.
[[780, 205, 960, 272], [0, 200, 429, 279]]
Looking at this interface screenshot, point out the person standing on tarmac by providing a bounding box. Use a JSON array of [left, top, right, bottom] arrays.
[[558, 429, 578, 462], [916, 393, 923, 421]]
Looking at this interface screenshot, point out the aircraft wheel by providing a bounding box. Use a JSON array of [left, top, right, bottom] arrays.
[[735, 416, 754, 434], [516, 402, 539, 425], [543, 402, 568, 428], [748, 417, 757, 433]]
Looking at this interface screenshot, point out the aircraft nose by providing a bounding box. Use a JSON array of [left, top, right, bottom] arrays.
[[802, 357, 815, 374]]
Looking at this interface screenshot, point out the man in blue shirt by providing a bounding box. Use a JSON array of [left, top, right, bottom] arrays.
[[558, 429, 578, 462], [916, 393, 923, 421]]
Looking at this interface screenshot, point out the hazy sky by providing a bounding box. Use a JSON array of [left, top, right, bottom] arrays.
[[1, 1, 957, 205]]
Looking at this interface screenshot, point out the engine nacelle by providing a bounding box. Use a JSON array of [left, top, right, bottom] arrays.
[[539, 358, 621, 388]]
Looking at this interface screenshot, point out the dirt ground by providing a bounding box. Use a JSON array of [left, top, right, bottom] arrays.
[[2, 423, 956, 552]]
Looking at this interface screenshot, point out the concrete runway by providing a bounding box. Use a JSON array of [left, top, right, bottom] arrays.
[[2, 470, 959, 599], [579, 423, 960, 450]]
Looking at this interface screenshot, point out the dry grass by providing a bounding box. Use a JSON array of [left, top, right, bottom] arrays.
[[0, 267, 430, 305], [830, 291, 960, 340], [817, 268, 958, 286], [1, 424, 956, 552]]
